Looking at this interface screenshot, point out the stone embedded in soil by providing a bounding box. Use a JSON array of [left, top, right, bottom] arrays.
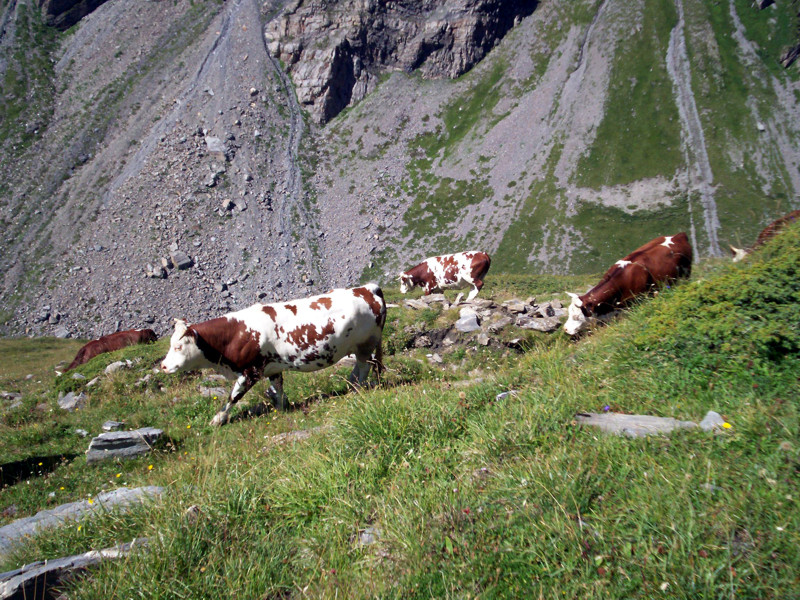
[[575, 412, 699, 438], [454, 314, 480, 333], [0, 488, 163, 558], [516, 315, 561, 332], [0, 538, 149, 599], [85, 427, 163, 464], [57, 391, 86, 412]]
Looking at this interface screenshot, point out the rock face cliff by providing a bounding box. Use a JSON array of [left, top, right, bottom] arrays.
[[0, 0, 798, 339], [264, 0, 537, 123]]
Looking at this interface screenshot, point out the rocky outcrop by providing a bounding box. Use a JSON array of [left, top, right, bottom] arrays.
[[38, 0, 110, 30], [264, 0, 537, 123]]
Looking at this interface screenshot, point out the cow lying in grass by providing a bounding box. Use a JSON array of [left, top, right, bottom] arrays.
[[563, 233, 693, 336], [64, 328, 158, 372], [161, 284, 386, 426]]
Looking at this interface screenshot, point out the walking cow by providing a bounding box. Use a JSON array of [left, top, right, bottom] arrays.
[[161, 284, 386, 426], [399, 251, 491, 301]]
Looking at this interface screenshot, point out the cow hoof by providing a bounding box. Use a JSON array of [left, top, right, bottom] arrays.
[[210, 413, 229, 427]]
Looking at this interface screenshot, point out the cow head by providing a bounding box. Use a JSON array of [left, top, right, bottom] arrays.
[[161, 319, 204, 373], [729, 245, 748, 263], [398, 272, 412, 294], [563, 292, 589, 336]]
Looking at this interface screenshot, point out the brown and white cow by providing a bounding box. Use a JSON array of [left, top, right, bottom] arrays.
[[729, 209, 800, 262], [399, 251, 491, 301], [64, 328, 158, 372], [563, 233, 693, 336], [161, 284, 386, 426]]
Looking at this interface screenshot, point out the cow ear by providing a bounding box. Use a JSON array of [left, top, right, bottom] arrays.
[[173, 318, 188, 338]]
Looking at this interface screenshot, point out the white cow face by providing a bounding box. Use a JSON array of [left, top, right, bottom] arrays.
[[563, 293, 588, 336], [161, 319, 204, 373], [399, 273, 411, 294]]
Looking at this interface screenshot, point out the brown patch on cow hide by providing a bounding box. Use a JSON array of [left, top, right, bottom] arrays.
[[285, 304, 298, 315], [286, 318, 336, 350], [470, 252, 491, 281], [405, 261, 434, 290], [352, 287, 385, 326], [310, 297, 333, 310], [191, 317, 263, 371], [440, 255, 460, 284], [262, 305, 278, 320]]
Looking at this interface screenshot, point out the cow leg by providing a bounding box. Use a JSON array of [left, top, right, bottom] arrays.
[[350, 341, 379, 386], [267, 372, 288, 411], [210, 371, 257, 426], [467, 279, 483, 301]]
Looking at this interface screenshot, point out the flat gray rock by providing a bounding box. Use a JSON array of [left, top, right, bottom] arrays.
[[575, 412, 698, 438], [516, 315, 561, 332], [403, 299, 428, 310], [102, 420, 124, 432], [0, 538, 149, 600], [85, 427, 163, 464], [0, 488, 163, 559]]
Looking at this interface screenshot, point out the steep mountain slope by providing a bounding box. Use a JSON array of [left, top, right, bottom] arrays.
[[0, 0, 798, 338]]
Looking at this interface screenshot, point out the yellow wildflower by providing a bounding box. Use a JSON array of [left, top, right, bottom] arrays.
[[722, 422, 732, 429]]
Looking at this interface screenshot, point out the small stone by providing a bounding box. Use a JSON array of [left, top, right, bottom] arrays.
[[75, 429, 89, 437], [170, 251, 193, 270], [699, 411, 726, 431], [495, 390, 519, 401], [477, 332, 490, 346], [57, 392, 86, 412], [358, 526, 381, 546], [71, 373, 86, 380], [104, 361, 127, 375], [455, 314, 480, 333], [102, 420, 125, 432]]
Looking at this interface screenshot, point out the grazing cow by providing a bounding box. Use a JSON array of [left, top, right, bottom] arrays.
[[161, 284, 386, 426], [563, 233, 693, 336], [729, 209, 800, 262], [64, 329, 158, 372], [399, 251, 491, 301]]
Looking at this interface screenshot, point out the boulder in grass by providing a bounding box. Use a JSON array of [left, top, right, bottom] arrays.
[[85, 427, 163, 464]]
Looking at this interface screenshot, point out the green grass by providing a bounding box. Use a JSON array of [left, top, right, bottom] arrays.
[[575, 0, 682, 188], [1, 225, 799, 597]]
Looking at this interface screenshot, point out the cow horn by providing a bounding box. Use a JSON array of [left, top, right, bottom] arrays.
[[729, 245, 747, 263], [566, 292, 582, 307]]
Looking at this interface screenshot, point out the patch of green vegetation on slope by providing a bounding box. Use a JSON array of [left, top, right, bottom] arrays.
[[0, 1, 58, 163], [684, 0, 795, 243], [567, 194, 692, 274], [574, 0, 682, 188], [362, 60, 508, 280], [732, 0, 800, 82], [2, 227, 799, 597]]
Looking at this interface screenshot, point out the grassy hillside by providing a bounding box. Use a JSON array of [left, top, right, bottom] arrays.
[[1, 226, 799, 597]]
